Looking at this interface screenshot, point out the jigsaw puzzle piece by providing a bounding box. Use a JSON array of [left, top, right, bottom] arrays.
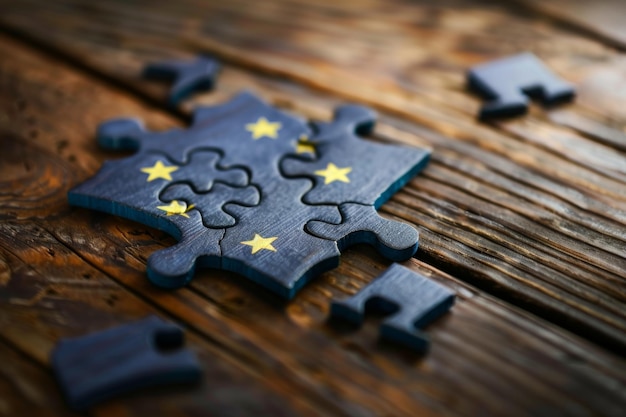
[[467, 52, 575, 120], [307, 203, 419, 261], [143, 55, 220, 105], [97, 92, 313, 183], [220, 178, 342, 299], [160, 182, 259, 228], [330, 263, 455, 352], [51, 315, 201, 411], [190, 91, 314, 185], [68, 151, 227, 289], [283, 104, 430, 207], [282, 104, 430, 260], [69, 152, 194, 237]]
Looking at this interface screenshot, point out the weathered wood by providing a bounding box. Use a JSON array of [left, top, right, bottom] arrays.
[[2, 0, 626, 353], [1, 19, 626, 417], [0, 339, 76, 417], [516, 0, 626, 50]]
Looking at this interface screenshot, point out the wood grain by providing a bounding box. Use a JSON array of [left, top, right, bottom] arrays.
[[1, 1, 626, 415], [1, 0, 625, 353]]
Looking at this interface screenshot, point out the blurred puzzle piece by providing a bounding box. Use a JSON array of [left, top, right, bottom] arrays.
[[51, 316, 201, 411], [143, 55, 221, 105], [468, 52, 575, 120], [330, 263, 455, 352]]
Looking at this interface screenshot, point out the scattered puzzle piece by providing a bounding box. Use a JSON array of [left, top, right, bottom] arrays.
[[467, 52, 575, 120], [330, 263, 455, 352], [282, 105, 430, 260], [143, 55, 221, 105], [51, 316, 201, 411]]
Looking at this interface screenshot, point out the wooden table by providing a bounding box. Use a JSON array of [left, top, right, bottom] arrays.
[[1, 1, 625, 415]]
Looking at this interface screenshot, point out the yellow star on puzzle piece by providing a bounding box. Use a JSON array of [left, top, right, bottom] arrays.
[[140, 160, 179, 182], [314, 162, 352, 185], [294, 135, 316, 155], [241, 234, 278, 254], [157, 200, 195, 218], [245, 117, 282, 140]]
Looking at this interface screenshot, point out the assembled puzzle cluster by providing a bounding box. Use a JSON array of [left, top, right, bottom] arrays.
[[69, 58, 431, 299]]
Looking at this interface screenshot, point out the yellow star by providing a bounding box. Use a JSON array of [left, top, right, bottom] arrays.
[[294, 135, 316, 155], [157, 200, 195, 218], [241, 234, 278, 254], [245, 117, 282, 140], [314, 162, 352, 185], [140, 160, 179, 182]]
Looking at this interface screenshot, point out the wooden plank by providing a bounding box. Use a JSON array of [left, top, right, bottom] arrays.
[[1, 0, 625, 352], [515, 0, 626, 50], [0, 339, 76, 417], [1, 21, 626, 417]]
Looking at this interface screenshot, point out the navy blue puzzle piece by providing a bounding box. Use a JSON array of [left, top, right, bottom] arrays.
[[97, 92, 312, 184], [143, 55, 220, 105], [282, 105, 430, 261], [467, 52, 575, 120], [220, 177, 342, 299], [68, 150, 247, 241], [51, 316, 201, 411], [330, 263, 455, 352]]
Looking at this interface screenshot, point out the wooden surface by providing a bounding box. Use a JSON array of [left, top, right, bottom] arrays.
[[1, 0, 626, 415]]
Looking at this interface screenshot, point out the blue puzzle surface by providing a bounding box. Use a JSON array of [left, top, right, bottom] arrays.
[[330, 263, 455, 352], [51, 316, 201, 411], [69, 88, 431, 298], [467, 52, 575, 120]]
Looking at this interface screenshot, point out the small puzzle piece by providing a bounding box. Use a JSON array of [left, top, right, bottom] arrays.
[[282, 105, 430, 261], [220, 177, 342, 299], [143, 55, 220, 105], [330, 263, 455, 352], [51, 316, 201, 411], [467, 52, 575, 120]]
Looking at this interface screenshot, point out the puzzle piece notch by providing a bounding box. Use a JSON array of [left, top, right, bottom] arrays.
[[51, 316, 201, 411], [282, 104, 430, 261], [143, 55, 221, 106], [330, 263, 455, 352], [467, 52, 575, 120], [307, 203, 419, 261]]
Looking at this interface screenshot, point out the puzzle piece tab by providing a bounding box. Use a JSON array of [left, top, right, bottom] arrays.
[[282, 105, 430, 261], [51, 316, 201, 411], [143, 55, 221, 105], [467, 52, 575, 120], [330, 263, 455, 352]]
